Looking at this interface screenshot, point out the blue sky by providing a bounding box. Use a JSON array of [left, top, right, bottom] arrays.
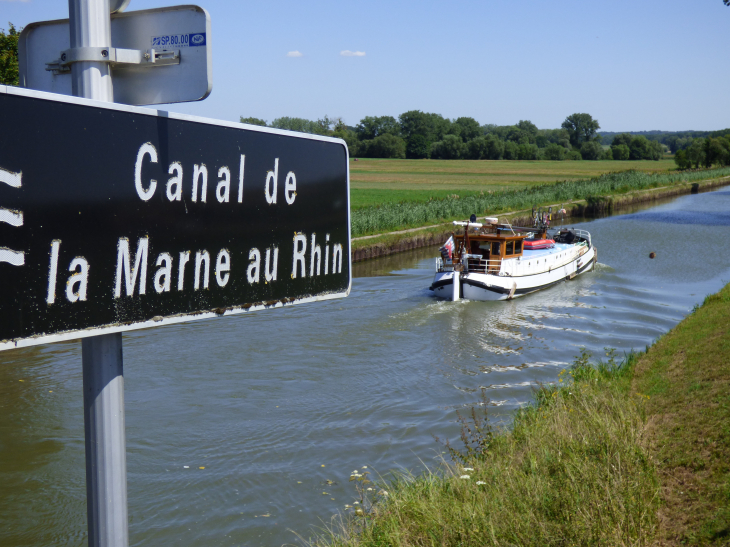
[[3, 0, 729, 131]]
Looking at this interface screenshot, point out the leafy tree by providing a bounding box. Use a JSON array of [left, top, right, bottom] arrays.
[[483, 135, 504, 160], [451, 117, 481, 142], [562, 113, 600, 148], [611, 143, 630, 160], [516, 120, 538, 144], [567, 150, 583, 161], [271, 116, 329, 135], [703, 137, 730, 167], [0, 23, 20, 86], [611, 133, 633, 148], [399, 110, 451, 158], [599, 147, 614, 160], [674, 149, 691, 170], [355, 116, 400, 141], [398, 110, 450, 142], [466, 137, 488, 160], [240, 116, 267, 126], [502, 141, 519, 160], [360, 134, 406, 159], [517, 143, 539, 160], [647, 140, 663, 160], [580, 141, 603, 160], [686, 139, 706, 168], [543, 143, 566, 161], [628, 136, 650, 160], [430, 135, 466, 159], [406, 134, 430, 159]]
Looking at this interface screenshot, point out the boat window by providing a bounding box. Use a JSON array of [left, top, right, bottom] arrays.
[[506, 241, 514, 255], [492, 242, 501, 256], [515, 240, 522, 253]]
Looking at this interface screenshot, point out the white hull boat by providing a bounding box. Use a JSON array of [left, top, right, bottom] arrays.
[[430, 214, 597, 301]]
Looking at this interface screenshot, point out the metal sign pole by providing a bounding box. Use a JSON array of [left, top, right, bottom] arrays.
[[67, 0, 129, 545]]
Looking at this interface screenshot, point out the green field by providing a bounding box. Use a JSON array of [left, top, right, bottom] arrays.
[[350, 158, 677, 209]]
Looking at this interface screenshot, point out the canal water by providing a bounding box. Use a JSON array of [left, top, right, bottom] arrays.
[[1, 186, 729, 546]]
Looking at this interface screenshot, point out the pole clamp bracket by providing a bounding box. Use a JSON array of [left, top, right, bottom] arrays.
[[46, 47, 180, 74]]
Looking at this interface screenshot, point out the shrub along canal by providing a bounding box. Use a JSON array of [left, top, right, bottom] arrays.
[[1, 185, 730, 546]]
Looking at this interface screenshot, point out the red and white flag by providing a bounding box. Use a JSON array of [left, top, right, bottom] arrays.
[[440, 235, 455, 259]]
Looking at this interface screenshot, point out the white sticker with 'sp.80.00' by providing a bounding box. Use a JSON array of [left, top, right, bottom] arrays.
[[152, 33, 207, 48]]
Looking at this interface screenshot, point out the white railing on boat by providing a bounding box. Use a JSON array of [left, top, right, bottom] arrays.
[[573, 229, 591, 247], [436, 255, 504, 274]]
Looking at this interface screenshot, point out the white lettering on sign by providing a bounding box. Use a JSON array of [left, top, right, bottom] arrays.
[[215, 249, 231, 287], [324, 234, 330, 275], [167, 162, 183, 201], [154, 253, 173, 293], [46, 240, 61, 304], [194, 250, 210, 290], [114, 237, 149, 298], [247, 248, 261, 284], [290, 232, 342, 279], [66, 257, 89, 302], [265, 247, 278, 282], [132, 144, 298, 210], [310, 233, 321, 277], [178, 251, 190, 291], [216, 166, 231, 203], [192, 164, 208, 203], [332, 243, 343, 274], [265, 158, 279, 205], [292, 233, 306, 279], [285, 171, 296, 205], [237, 155, 245, 203], [135, 143, 158, 201]]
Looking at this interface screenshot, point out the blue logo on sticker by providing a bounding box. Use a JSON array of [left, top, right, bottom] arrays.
[[189, 33, 206, 46]]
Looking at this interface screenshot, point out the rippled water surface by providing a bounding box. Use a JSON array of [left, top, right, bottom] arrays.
[[2, 187, 730, 546]]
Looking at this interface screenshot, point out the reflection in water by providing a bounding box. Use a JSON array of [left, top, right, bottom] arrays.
[[1, 186, 730, 547]]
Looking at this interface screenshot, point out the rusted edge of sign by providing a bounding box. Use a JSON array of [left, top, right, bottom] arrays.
[[0, 289, 350, 351]]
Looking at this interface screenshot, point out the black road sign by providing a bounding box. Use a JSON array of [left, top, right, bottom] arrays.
[[0, 87, 351, 350]]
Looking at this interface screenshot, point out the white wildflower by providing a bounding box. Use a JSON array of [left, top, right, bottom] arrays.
[[462, 467, 474, 471], [476, 481, 486, 485], [460, 475, 470, 479]]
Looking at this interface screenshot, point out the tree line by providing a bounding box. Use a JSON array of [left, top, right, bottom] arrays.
[[599, 129, 730, 154], [241, 112, 669, 161], [673, 135, 730, 169]]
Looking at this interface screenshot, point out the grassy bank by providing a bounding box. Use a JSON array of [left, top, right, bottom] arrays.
[[317, 284, 730, 546], [351, 167, 730, 237]]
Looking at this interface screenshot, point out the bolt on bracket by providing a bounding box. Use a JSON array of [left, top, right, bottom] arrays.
[[46, 47, 180, 74]]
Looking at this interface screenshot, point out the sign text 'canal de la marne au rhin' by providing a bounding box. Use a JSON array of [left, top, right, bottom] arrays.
[[0, 86, 351, 351]]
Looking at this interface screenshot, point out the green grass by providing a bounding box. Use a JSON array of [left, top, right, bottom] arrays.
[[313, 283, 730, 547], [350, 166, 730, 237], [350, 158, 678, 191], [632, 285, 730, 544], [349, 158, 679, 210]]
